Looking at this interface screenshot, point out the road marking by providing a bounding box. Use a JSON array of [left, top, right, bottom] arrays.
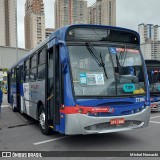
[[150, 121, 160, 124], [33, 136, 71, 145], [1, 105, 9, 108], [150, 115, 160, 119]]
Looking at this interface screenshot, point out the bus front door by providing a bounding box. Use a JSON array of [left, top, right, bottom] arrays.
[[7, 71, 11, 103], [45, 46, 60, 131]]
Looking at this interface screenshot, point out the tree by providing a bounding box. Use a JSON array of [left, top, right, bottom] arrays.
[[2, 68, 8, 73]]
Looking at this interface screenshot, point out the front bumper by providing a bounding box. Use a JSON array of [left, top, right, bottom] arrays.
[[151, 102, 160, 111], [65, 106, 150, 135]]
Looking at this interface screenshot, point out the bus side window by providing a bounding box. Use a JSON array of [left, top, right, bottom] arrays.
[[20, 65, 24, 83], [11, 69, 15, 83], [24, 59, 30, 82], [12, 69, 16, 83], [37, 50, 45, 80], [30, 54, 37, 81]]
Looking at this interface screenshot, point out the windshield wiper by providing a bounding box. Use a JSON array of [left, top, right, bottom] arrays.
[[116, 54, 122, 75], [120, 45, 127, 68], [86, 42, 108, 79], [100, 52, 108, 79]]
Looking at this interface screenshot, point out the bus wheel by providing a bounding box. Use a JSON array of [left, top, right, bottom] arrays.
[[39, 106, 52, 135]]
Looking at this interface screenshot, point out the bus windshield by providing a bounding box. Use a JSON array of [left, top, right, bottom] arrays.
[[147, 69, 160, 93], [68, 44, 145, 96]]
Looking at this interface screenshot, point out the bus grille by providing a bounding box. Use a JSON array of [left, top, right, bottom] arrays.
[[84, 120, 142, 131]]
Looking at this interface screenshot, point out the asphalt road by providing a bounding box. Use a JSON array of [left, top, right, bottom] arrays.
[[1, 94, 160, 160]]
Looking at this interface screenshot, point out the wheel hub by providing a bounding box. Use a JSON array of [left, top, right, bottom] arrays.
[[39, 112, 45, 130]]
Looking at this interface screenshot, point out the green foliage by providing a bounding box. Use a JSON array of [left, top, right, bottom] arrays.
[[2, 68, 8, 73]]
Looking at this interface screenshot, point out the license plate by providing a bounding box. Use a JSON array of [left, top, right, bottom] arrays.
[[151, 104, 157, 107], [110, 118, 125, 125]]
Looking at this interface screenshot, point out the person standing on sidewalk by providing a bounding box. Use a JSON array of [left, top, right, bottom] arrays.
[[0, 86, 3, 115]]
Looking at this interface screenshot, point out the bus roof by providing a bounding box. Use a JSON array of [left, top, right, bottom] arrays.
[[9, 24, 140, 71]]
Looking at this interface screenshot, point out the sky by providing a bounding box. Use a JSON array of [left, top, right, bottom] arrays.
[[17, 0, 160, 48]]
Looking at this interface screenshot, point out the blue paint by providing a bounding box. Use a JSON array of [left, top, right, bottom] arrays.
[[56, 113, 65, 134], [20, 83, 24, 96], [109, 47, 117, 54], [75, 97, 146, 116]]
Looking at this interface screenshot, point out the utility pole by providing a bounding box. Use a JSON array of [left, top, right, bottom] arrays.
[[16, 0, 19, 62]]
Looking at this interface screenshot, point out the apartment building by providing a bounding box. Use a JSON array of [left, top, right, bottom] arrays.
[[45, 28, 55, 38], [138, 23, 159, 44], [88, 3, 97, 24], [141, 40, 160, 60], [24, 0, 45, 50], [55, 0, 88, 29], [0, 0, 17, 47], [139, 23, 160, 60], [88, 0, 116, 26]]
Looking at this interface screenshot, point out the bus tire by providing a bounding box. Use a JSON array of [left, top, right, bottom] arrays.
[[39, 105, 52, 135]]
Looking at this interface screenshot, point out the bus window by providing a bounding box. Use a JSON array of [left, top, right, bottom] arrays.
[[24, 59, 30, 82], [31, 54, 37, 68], [68, 45, 116, 96], [30, 54, 37, 81], [38, 64, 45, 80], [11, 69, 16, 83], [38, 51, 45, 65], [20, 65, 24, 83], [37, 51, 45, 80], [30, 68, 37, 81]]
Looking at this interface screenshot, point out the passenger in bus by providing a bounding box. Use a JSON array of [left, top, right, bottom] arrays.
[[0, 86, 3, 116]]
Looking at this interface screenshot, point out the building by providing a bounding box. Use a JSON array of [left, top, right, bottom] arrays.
[[138, 23, 160, 60], [55, 0, 88, 29], [88, 3, 97, 24], [0, 46, 29, 69], [0, 46, 29, 82], [0, 0, 17, 47], [141, 40, 160, 60], [138, 23, 159, 44], [24, 0, 45, 50], [45, 28, 55, 38], [88, 0, 116, 26]]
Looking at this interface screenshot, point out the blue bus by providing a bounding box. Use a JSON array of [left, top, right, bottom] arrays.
[[8, 24, 150, 135], [145, 60, 160, 111]]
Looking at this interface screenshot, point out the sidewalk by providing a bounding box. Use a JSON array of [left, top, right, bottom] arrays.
[[0, 105, 32, 130]]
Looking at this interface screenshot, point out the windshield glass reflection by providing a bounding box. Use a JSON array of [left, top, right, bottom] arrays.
[[68, 45, 145, 96]]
